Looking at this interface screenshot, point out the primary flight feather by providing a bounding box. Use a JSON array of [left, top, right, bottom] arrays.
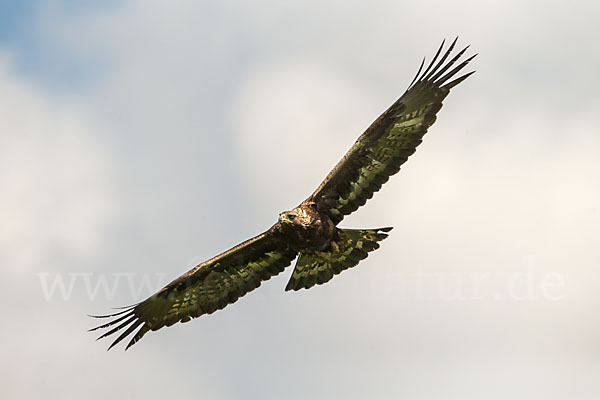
[[90, 38, 476, 350]]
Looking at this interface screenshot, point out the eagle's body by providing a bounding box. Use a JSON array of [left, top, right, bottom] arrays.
[[91, 39, 476, 350], [278, 202, 336, 252]]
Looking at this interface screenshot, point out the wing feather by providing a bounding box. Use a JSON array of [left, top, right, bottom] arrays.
[[308, 38, 476, 223], [90, 225, 297, 350]]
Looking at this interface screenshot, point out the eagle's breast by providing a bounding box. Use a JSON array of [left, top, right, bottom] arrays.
[[278, 202, 336, 252]]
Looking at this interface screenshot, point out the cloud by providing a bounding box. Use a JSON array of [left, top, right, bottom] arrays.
[[2, 1, 600, 399], [230, 59, 382, 206], [0, 51, 116, 277]]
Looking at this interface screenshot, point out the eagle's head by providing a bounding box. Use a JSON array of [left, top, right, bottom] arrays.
[[278, 207, 313, 227]]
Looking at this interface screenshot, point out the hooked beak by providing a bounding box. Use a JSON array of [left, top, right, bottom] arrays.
[[279, 213, 293, 224]]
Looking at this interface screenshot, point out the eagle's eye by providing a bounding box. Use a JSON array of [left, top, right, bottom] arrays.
[[287, 214, 296, 221]]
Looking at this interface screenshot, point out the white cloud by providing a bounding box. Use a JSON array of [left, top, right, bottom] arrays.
[[0, 52, 116, 276], [231, 59, 382, 206], [3, 1, 600, 399]]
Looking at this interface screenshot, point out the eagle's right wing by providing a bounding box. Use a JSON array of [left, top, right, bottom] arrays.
[[307, 38, 476, 224], [90, 225, 297, 350]]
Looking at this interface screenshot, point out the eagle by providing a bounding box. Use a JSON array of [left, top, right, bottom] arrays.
[[91, 38, 476, 350]]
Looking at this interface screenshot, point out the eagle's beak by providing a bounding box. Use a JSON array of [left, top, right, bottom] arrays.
[[279, 213, 293, 223]]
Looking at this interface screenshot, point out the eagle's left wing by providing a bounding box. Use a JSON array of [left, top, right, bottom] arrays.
[[307, 38, 475, 224], [90, 225, 297, 350]]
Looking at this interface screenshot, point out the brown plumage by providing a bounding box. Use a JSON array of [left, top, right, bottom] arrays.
[[90, 38, 476, 350]]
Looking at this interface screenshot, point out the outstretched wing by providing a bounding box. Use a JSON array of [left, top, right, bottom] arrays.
[[308, 38, 476, 224], [90, 225, 297, 350]]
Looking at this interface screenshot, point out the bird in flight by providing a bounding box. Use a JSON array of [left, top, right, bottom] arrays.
[[91, 38, 476, 350]]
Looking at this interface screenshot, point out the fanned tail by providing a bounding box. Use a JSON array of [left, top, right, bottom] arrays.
[[285, 227, 392, 291]]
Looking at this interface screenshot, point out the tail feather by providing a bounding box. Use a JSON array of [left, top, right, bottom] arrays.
[[285, 227, 392, 291]]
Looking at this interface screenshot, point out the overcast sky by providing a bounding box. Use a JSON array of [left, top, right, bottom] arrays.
[[2, 1, 599, 399]]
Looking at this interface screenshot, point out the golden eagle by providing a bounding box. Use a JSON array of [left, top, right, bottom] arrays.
[[91, 38, 476, 350]]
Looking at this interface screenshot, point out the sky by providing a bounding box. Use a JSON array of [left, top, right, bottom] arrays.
[[2, 0, 600, 399]]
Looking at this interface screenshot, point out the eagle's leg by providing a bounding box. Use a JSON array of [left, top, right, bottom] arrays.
[[284, 227, 392, 291]]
